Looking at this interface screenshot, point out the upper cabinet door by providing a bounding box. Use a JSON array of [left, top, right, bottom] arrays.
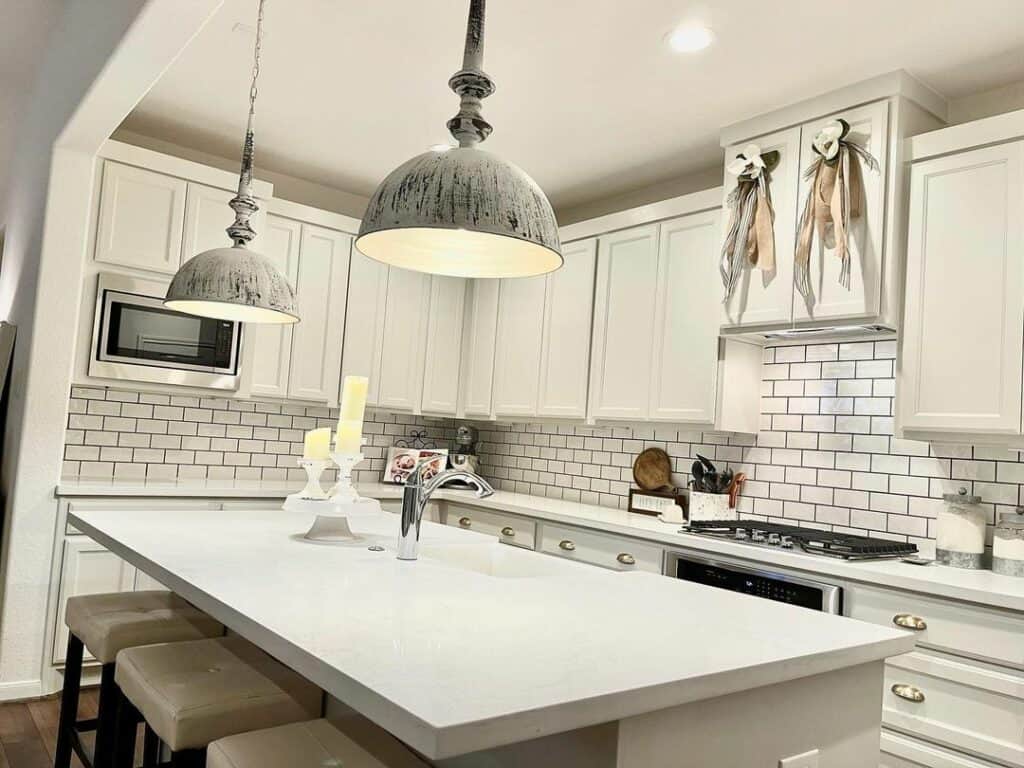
[[181, 183, 236, 261], [341, 248, 388, 406], [537, 239, 597, 418], [900, 141, 1024, 436], [649, 211, 721, 424], [720, 126, 801, 328], [377, 268, 432, 412], [421, 276, 468, 415], [491, 274, 547, 417], [94, 161, 187, 275], [792, 100, 889, 322], [287, 225, 351, 403], [460, 279, 500, 418], [243, 214, 301, 399], [588, 224, 659, 420]]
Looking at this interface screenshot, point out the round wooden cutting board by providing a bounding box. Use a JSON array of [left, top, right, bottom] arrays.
[[632, 447, 673, 490]]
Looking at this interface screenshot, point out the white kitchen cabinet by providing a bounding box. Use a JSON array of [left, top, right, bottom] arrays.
[[377, 267, 431, 412], [792, 101, 890, 322], [539, 522, 663, 573], [244, 214, 301, 399], [445, 503, 536, 549], [52, 536, 136, 664], [287, 225, 351, 403], [537, 238, 597, 418], [899, 141, 1024, 438], [459, 279, 500, 418], [181, 182, 236, 260], [588, 224, 660, 420], [720, 126, 801, 328], [491, 273, 547, 417], [94, 161, 187, 275], [649, 211, 721, 423], [421, 276, 468, 415], [341, 247, 389, 406]]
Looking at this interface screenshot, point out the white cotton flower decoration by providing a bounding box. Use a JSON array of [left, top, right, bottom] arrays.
[[726, 144, 766, 178], [813, 121, 844, 160]]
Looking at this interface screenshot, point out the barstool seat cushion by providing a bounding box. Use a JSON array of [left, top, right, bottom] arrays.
[[115, 635, 321, 751], [65, 590, 222, 664], [207, 719, 428, 768]]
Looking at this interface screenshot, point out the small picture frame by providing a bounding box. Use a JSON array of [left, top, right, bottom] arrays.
[[383, 447, 449, 485], [628, 487, 685, 520]]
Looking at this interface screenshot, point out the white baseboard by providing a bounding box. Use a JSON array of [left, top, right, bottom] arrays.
[[0, 678, 44, 702]]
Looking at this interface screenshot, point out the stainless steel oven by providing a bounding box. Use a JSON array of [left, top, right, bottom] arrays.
[[666, 551, 842, 613], [90, 273, 242, 390]]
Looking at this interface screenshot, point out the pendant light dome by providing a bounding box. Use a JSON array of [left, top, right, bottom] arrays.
[[355, 0, 561, 279], [165, 0, 299, 324]]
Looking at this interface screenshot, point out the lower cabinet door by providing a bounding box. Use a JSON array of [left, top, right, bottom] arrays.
[[539, 523, 663, 572], [53, 537, 136, 665]]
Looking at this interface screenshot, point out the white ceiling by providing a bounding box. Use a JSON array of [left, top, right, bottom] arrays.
[[122, 0, 1024, 215]]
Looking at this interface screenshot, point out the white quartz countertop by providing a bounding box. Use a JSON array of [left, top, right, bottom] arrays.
[[69, 506, 912, 759], [57, 477, 1024, 612]]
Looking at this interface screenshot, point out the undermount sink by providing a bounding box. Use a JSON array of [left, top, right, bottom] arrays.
[[417, 542, 560, 579]]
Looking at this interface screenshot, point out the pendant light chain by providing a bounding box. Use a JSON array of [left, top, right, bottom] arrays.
[[226, 0, 266, 247]]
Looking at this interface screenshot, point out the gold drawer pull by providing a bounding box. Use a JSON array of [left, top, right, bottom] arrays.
[[458, 516, 472, 528], [558, 540, 576, 552], [616, 553, 636, 565], [500, 526, 515, 538], [892, 613, 927, 631], [891, 684, 925, 703]]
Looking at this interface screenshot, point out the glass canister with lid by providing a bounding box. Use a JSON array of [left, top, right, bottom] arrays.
[[936, 487, 986, 569], [993, 508, 1024, 578]]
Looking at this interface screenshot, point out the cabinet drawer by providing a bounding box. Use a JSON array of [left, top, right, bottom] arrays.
[[539, 523, 663, 572], [845, 584, 1024, 669], [445, 504, 534, 548], [883, 652, 1023, 766], [881, 730, 1004, 768]]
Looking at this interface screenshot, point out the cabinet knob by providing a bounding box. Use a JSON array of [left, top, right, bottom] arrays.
[[892, 613, 927, 631], [500, 526, 515, 538], [890, 684, 925, 703], [616, 553, 636, 565], [558, 540, 576, 552], [458, 516, 472, 528]]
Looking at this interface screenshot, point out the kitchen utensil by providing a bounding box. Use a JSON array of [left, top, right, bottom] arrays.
[[696, 454, 717, 474], [728, 472, 747, 508], [633, 448, 673, 491], [690, 461, 705, 491]]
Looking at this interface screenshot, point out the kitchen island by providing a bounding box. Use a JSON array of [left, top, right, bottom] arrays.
[[70, 505, 914, 767]]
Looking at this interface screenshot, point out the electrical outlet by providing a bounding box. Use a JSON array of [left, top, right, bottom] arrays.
[[778, 749, 819, 768]]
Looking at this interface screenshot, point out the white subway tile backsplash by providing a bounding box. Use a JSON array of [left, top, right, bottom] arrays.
[[64, 340, 1024, 548]]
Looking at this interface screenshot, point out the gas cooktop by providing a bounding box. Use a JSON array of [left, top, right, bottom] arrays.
[[684, 520, 918, 561]]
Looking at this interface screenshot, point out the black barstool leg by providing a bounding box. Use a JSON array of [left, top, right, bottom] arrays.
[[111, 693, 139, 768], [169, 748, 205, 767], [54, 634, 84, 768], [94, 663, 119, 768], [142, 725, 159, 768]]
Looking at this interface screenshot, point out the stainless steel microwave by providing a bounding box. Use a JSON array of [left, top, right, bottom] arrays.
[[90, 273, 242, 390]]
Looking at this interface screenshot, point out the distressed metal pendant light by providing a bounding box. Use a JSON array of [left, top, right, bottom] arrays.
[[356, 0, 562, 278], [165, 0, 298, 324]]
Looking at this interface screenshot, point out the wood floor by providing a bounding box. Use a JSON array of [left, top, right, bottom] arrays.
[[0, 689, 98, 768]]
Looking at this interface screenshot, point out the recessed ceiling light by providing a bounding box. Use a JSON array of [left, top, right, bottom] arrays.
[[665, 24, 714, 53], [429, 143, 455, 152]]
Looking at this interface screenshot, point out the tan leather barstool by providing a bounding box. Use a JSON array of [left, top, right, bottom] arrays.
[[207, 719, 428, 768], [112, 635, 322, 768], [56, 591, 223, 768]]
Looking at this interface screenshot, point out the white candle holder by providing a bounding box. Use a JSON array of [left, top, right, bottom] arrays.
[[328, 447, 365, 505], [295, 458, 330, 500]]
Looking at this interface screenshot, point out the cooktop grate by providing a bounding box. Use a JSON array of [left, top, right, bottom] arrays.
[[685, 520, 918, 560]]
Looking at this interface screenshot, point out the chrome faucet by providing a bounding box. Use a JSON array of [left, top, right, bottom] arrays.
[[397, 460, 494, 560]]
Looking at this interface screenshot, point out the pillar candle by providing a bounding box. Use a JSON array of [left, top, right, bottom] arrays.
[[303, 427, 331, 460], [335, 419, 362, 455], [339, 376, 368, 423]]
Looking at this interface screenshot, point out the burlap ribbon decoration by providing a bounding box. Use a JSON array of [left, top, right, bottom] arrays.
[[794, 123, 878, 301], [721, 149, 779, 302]]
